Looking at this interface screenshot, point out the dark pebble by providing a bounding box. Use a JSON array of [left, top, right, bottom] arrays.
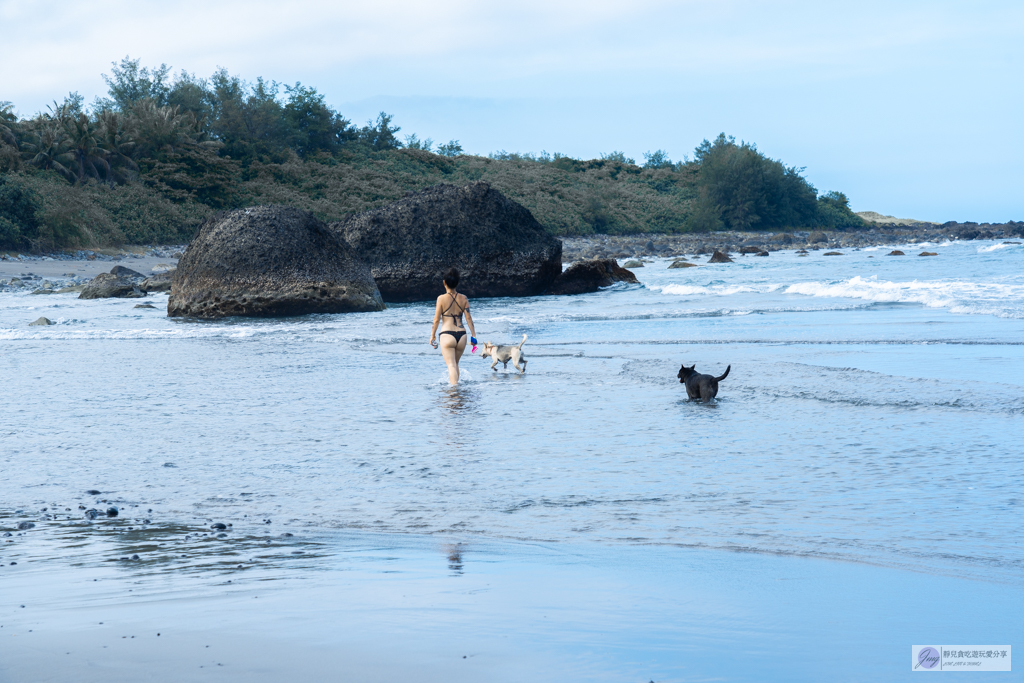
[[84, 509, 100, 520], [86, 490, 101, 495], [10, 561, 17, 565], [211, 523, 227, 530], [281, 533, 293, 537], [106, 507, 118, 517], [17, 522, 35, 530], [217, 533, 227, 538], [131, 554, 140, 561]]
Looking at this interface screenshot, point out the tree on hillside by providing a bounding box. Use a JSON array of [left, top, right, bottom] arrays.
[[360, 112, 403, 151], [404, 133, 433, 151], [284, 83, 354, 157], [691, 133, 818, 231], [436, 140, 463, 157], [601, 151, 635, 165], [643, 149, 672, 169], [99, 57, 172, 110], [207, 72, 292, 162], [816, 190, 865, 228]]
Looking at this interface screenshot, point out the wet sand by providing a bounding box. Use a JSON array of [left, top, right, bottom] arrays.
[[0, 255, 177, 281], [2, 532, 1022, 682]]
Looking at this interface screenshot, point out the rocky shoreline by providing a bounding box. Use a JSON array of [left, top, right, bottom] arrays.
[[560, 221, 1024, 263], [3, 219, 1021, 300]]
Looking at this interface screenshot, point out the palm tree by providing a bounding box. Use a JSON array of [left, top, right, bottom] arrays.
[[21, 118, 76, 182], [65, 112, 109, 184], [0, 101, 17, 147], [130, 100, 202, 159], [95, 109, 138, 186]]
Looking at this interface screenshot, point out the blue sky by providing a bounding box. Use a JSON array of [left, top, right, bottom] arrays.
[[2, 0, 1021, 221]]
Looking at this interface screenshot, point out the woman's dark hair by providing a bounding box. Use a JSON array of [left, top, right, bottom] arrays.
[[443, 267, 460, 289]]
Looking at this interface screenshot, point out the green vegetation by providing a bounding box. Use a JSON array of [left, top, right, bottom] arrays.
[[0, 58, 863, 251]]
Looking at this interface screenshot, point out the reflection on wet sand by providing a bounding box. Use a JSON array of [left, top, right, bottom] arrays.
[[444, 542, 465, 575], [436, 385, 475, 414], [0, 510, 325, 578]]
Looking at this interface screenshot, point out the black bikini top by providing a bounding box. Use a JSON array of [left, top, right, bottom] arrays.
[[443, 292, 465, 327]]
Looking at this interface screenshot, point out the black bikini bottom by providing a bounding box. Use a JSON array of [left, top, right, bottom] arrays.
[[439, 330, 466, 342]]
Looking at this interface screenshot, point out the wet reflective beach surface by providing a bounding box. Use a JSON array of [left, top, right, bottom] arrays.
[[2, 239, 1023, 681]]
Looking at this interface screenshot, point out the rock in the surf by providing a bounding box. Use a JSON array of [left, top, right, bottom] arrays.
[[140, 270, 173, 292], [708, 250, 734, 263], [79, 273, 145, 299], [110, 265, 145, 279], [168, 206, 384, 318], [334, 182, 562, 302], [545, 258, 639, 296], [888, 250, 906, 256]]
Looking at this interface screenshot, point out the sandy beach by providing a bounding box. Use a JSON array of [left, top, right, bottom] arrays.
[[3, 532, 1021, 683]]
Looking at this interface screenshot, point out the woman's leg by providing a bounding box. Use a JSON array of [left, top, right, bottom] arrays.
[[440, 334, 461, 385]]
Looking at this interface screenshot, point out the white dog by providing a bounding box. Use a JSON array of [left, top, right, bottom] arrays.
[[480, 334, 528, 373]]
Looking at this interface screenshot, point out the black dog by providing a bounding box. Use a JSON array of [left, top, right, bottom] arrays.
[[677, 364, 731, 402]]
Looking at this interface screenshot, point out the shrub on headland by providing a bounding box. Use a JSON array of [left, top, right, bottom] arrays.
[[1, 58, 867, 251]]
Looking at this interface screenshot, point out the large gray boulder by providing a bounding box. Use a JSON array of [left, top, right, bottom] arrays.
[[168, 206, 384, 319], [79, 273, 145, 299], [334, 182, 562, 302]]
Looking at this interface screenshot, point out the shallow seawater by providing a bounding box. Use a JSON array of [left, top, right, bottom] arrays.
[[2, 239, 1023, 587]]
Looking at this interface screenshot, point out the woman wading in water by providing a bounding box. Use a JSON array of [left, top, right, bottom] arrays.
[[429, 268, 477, 385]]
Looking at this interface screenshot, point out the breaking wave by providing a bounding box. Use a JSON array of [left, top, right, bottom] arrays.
[[784, 276, 1024, 318]]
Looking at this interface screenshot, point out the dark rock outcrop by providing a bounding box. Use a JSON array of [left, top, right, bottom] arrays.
[[168, 206, 384, 319], [888, 250, 906, 256], [334, 182, 562, 302], [708, 250, 734, 263], [79, 273, 145, 299], [141, 270, 174, 292], [110, 265, 145, 279], [546, 259, 638, 295]]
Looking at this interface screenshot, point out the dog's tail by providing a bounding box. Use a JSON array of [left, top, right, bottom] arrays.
[[715, 365, 731, 382], [517, 333, 528, 349]]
